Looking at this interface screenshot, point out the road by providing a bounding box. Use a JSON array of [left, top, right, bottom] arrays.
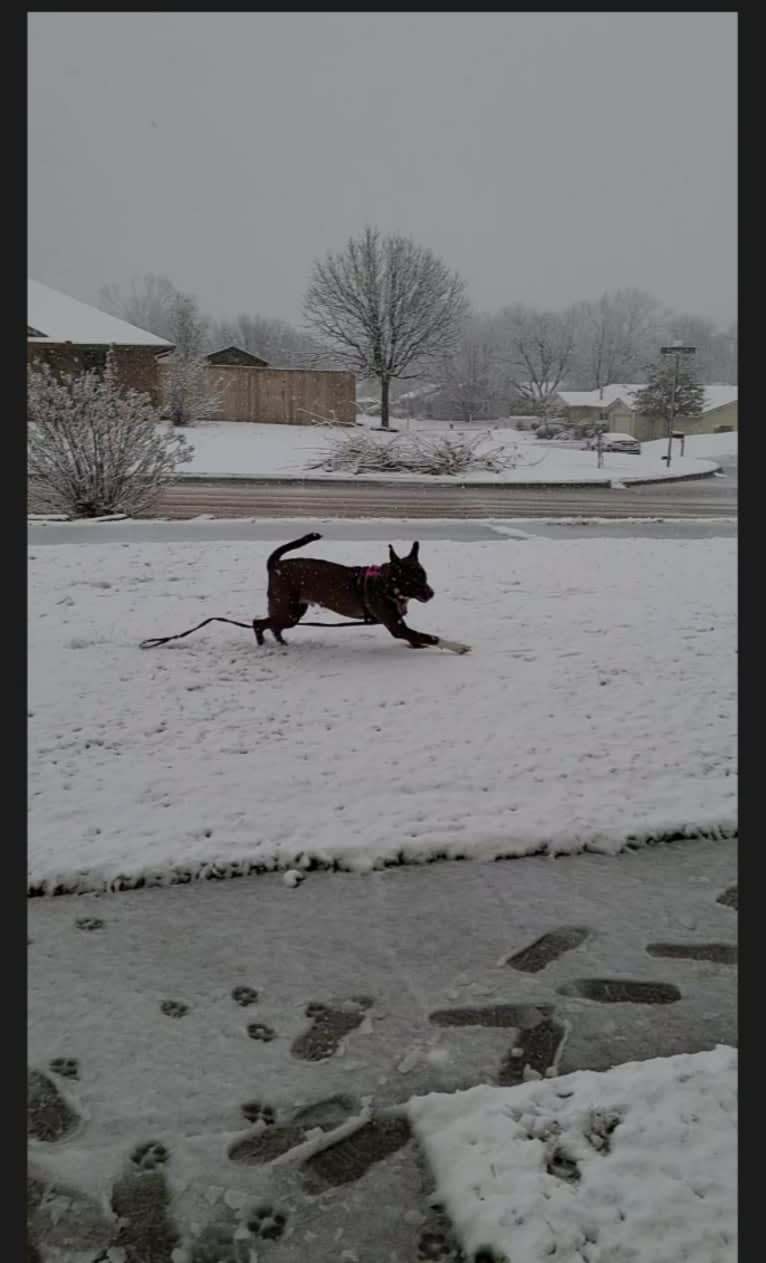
[[142, 464, 737, 520]]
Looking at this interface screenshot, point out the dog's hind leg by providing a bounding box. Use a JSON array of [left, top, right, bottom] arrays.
[[255, 600, 308, 646], [252, 616, 270, 646]]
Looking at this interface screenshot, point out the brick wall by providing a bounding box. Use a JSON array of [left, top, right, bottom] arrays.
[[28, 344, 165, 406]]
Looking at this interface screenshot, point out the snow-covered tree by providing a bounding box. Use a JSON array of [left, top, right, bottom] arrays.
[[28, 356, 192, 518], [304, 226, 469, 429], [632, 361, 705, 422]]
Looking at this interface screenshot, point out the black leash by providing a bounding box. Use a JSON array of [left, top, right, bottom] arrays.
[[139, 614, 372, 650]]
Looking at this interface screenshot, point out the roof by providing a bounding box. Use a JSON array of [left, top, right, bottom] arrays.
[[559, 383, 737, 414], [205, 345, 269, 367], [27, 280, 172, 348], [557, 385, 644, 409]]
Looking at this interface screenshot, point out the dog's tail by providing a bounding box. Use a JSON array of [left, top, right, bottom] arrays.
[[267, 532, 322, 571]]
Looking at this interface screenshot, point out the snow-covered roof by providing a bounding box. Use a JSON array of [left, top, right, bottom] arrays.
[[27, 280, 172, 348], [700, 385, 738, 412], [557, 385, 644, 409], [559, 383, 737, 414]]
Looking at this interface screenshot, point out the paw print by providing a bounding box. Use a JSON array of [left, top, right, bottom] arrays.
[[246, 1022, 276, 1042], [130, 1140, 169, 1171], [231, 985, 259, 1007], [49, 1056, 80, 1080], [75, 916, 104, 931], [247, 1202, 288, 1241], [240, 1100, 276, 1125], [161, 1000, 189, 1018]]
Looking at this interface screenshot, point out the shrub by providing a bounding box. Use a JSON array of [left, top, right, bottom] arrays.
[[28, 357, 193, 518], [310, 428, 541, 476]]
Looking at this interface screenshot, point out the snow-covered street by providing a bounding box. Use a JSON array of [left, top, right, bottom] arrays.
[[28, 532, 736, 893]]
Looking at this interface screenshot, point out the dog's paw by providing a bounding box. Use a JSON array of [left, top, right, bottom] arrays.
[[438, 639, 471, 655]]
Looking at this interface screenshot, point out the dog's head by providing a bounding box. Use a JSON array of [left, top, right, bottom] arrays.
[[386, 542, 434, 603]]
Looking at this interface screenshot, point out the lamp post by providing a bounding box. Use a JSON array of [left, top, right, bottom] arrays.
[[659, 342, 696, 468]]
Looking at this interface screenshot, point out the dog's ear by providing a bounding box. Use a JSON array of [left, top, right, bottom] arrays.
[[388, 545, 400, 564], [409, 541, 420, 560]]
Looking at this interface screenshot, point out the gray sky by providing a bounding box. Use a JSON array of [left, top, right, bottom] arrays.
[[28, 11, 737, 327]]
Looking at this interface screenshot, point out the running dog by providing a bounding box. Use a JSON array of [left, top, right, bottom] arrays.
[[252, 533, 468, 653]]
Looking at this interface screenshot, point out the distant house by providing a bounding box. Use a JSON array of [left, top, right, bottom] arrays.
[[27, 280, 173, 404], [557, 383, 738, 441]]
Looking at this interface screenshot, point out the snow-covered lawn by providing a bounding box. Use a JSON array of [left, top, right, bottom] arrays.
[[28, 533, 736, 893], [409, 1046, 737, 1263], [178, 421, 724, 484], [643, 431, 738, 462]]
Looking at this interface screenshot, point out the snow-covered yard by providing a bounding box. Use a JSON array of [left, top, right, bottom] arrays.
[[28, 533, 736, 893], [177, 421, 730, 484], [409, 1046, 737, 1263]]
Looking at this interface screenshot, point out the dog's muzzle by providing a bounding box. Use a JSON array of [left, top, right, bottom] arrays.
[[418, 586, 435, 603]]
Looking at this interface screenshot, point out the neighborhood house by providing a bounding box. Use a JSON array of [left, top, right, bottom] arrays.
[[557, 383, 738, 441]]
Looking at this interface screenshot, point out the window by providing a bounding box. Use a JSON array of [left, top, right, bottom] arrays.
[[79, 348, 108, 374]]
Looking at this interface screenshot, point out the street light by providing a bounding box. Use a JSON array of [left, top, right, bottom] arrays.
[[659, 341, 696, 468]]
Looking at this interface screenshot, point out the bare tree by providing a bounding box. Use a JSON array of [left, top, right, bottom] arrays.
[[159, 292, 221, 426], [303, 226, 469, 429], [100, 274, 211, 354], [658, 313, 738, 384], [28, 356, 192, 518], [495, 304, 577, 410], [99, 273, 179, 342], [571, 288, 662, 390], [209, 313, 324, 368], [432, 316, 502, 422]]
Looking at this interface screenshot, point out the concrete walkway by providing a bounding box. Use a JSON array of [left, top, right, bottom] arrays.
[[28, 838, 737, 1262]]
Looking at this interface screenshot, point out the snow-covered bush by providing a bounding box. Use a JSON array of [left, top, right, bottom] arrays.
[[28, 357, 193, 518], [310, 428, 541, 476], [162, 356, 223, 427]]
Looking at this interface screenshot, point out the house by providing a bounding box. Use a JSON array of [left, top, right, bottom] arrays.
[[557, 383, 738, 441], [556, 385, 643, 434], [27, 280, 173, 404]]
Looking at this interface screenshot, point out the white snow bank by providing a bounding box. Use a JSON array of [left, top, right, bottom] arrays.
[[643, 432, 738, 462], [28, 536, 736, 893], [178, 422, 719, 484], [409, 1046, 737, 1263]]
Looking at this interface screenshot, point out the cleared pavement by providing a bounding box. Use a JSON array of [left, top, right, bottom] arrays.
[[29, 839, 736, 1262]]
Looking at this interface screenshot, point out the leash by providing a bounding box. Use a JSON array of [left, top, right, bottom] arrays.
[[139, 613, 372, 650]]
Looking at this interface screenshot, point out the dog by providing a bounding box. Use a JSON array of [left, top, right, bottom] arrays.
[[252, 532, 467, 652]]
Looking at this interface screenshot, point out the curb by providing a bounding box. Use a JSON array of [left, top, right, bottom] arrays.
[[172, 465, 721, 492]]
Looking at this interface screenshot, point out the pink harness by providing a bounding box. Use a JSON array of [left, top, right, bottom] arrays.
[[364, 565, 408, 616]]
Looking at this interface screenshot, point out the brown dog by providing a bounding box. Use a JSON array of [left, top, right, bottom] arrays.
[[252, 532, 466, 651]]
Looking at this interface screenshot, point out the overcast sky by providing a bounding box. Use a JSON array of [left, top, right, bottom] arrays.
[[28, 11, 737, 328]]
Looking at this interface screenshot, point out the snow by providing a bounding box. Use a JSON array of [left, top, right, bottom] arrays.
[[409, 1046, 737, 1263], [27, 279, 172, 347], [643, 432, 738, 462], [28, 534, 736, 893], [178, 421, 720, 484]]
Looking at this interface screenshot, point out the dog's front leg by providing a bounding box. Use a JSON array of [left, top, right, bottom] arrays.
[[383, 615, 440, 650]]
